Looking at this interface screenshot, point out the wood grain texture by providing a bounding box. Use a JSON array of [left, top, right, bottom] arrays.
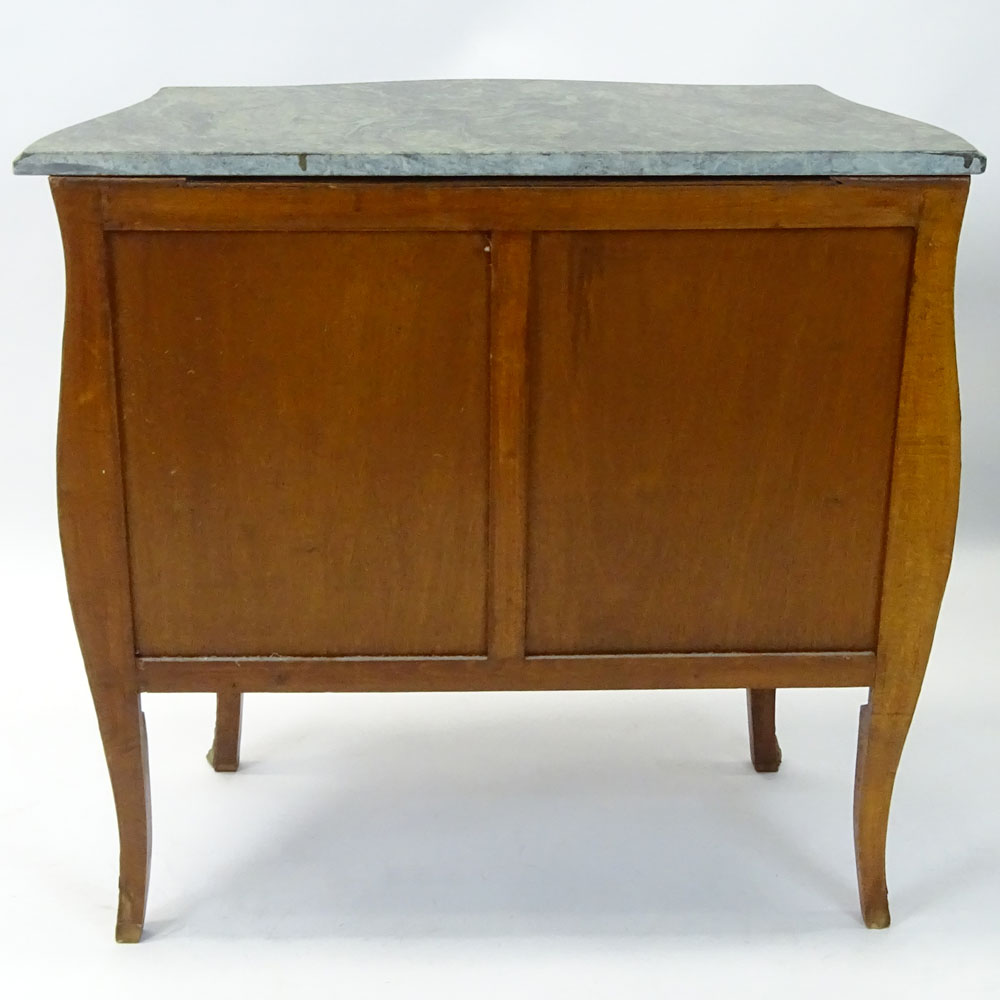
[[51, 180, 150, 944], [136, 653, 875, 693], [97, 177, 923, 232], [525, 228, 914, 654], [208, 693, 242, 772], [747, 689, 782, 772], [487, 232, 532, 662], [45, 175, 974, 939], [109, 230, 491, 656], [854, 178, 969, 929]]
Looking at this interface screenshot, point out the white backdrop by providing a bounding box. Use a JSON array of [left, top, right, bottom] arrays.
[[2, 2, 998, 997]]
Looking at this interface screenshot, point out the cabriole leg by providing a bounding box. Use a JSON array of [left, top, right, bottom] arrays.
[[852, 181, 967, 928], [53, 179, 152, 942], [90, 692, 152, 943], [853, 701, 912, 929]]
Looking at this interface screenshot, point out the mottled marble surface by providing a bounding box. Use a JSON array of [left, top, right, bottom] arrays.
[[12, 80, 985, 177]]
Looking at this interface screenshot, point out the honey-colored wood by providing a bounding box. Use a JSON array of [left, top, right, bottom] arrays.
[[51, 181, 150, 944], [487, 232, 532, 662], [97, 177, 923, 232], [208, 693, 242, 772], [136, 652, 876, 692], [525, 228, 913, 654], [109, 230, 491, 656], [747, 689, 782, 772], [47, 175, 971, 939], [854, 179, 969, 929]]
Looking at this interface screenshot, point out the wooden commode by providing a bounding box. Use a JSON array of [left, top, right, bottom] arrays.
[[13, 80, 986, 940]]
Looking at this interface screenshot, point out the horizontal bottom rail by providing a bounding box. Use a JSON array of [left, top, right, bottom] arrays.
[[137, 651, 875, 693]]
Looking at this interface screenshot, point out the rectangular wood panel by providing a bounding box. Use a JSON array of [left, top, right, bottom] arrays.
[[526, 228, 914, 654], [98, 178, 924, 233], [111, 230, 490, 656]]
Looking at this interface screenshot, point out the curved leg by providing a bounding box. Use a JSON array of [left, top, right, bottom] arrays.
[[853, 703, 908, 929], [93, 694, 152, 942], [746, 688, 781, 772], [853, 180, 967, 928], [208, 693, 243, 772], [53, 180, 152, 941]]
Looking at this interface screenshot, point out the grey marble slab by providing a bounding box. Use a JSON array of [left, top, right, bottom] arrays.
[[12, 80, 985, 178]]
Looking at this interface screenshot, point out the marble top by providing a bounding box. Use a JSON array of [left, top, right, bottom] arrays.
[[12, 80, 985, 178]]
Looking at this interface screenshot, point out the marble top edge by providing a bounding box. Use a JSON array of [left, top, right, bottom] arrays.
[[12, 80, 986, 177]]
